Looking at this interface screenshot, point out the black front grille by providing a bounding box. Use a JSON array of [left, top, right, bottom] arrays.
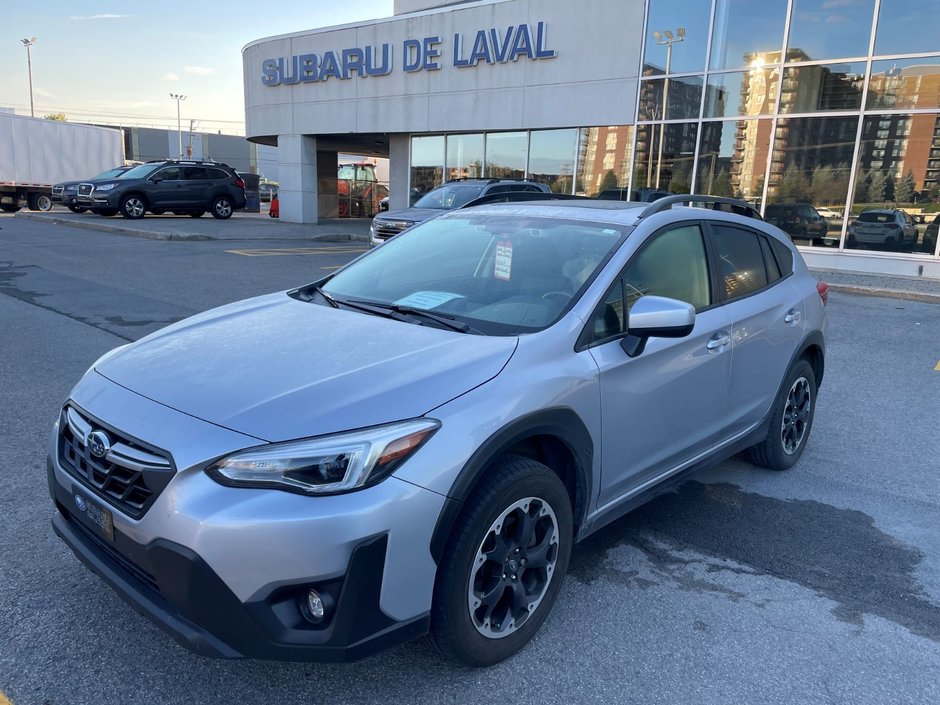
[[59, 407, 175, 519]]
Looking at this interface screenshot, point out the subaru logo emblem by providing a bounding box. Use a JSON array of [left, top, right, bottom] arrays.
[[508, 559, 519, 572], [74, 494, 87, 512], [87, 430, 111, 459]]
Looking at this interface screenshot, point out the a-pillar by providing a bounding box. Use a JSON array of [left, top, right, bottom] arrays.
[[277, 134, 318, 223]]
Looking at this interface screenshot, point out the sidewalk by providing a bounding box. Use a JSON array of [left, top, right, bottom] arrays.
[[12, 209, 940, 304], [14, 209, 371, 242]]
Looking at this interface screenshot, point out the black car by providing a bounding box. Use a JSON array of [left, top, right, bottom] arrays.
[[764, 203, 833, 245], [52, 166, 133, 213], [85, 160, 247, 219]]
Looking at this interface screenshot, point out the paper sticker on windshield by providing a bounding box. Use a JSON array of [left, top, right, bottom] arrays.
[[395, 291, 464, 309], [495, 240, 513, 281]]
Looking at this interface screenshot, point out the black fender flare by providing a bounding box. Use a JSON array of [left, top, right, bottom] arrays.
[[429, 408, 594, 565]]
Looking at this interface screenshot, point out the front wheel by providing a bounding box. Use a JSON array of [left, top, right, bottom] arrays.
[[430, 455, 572, 666], [211, 196, 234, 219], [745, 359, 816, 471], [119, 194, 146, 219]]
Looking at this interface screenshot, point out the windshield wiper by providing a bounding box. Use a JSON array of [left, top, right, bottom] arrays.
[[313, 285, 339, 308], [351, 301, 482, 334]]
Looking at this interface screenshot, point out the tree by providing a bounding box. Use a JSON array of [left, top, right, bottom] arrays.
[[43, 112, 66, 121], [884, 171, 896, 202], [854, 168, 871, 202], [897, 170, 916, 204], [600, 170, 618, 192], [712, 169, 733, 197], [867, 170, 887, 203], [668, 163, 691, 194], [811, 165, 836, 204], [778, 164, 810, 202], [929, 185, 940, 203]]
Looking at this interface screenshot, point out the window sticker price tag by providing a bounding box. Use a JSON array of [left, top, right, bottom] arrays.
[[495, 239, 513, 281]]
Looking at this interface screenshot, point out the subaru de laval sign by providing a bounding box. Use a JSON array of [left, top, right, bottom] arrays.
[[262, 22, 556, 86]]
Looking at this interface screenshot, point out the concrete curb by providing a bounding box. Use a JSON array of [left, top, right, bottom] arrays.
[[827, 283, 940, 305], [14, 211, 215, 241]]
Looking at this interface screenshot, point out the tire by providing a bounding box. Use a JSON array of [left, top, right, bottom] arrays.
[[119, 194, 147, 219], [0, 204, 20, 213], [28, 193, 53, 211], [430, 455, 573, 666], [67, 205, 87, 214], [338, 199, 349, 218], [92, 208, 118, 217], [745, 359, 816, 471], [188, 210, 205, 218], [211, 196, 234, 219]]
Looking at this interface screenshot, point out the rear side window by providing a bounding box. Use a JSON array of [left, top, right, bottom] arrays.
[[207, 168, 230, 180], [182, 167, 208, 180], [768, 237, 794, 276], [710, 224, 768, 301]]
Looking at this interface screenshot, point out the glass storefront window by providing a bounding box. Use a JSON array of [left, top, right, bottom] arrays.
[[766, 116, 857, 246], [849, 113, 940, 255], [868, 57, 940, 111], [644, 0, 712, 76], [874, 0, 937, 57], [528, 129, 578, 193], [704, 67, 779, 118], [638, 77, 704, 121], [696, 119, 770, 208], [710, 0, 788, 71], [446, 133, 484, 180], [410, 135, 444, 197], [779, 62, 866, 114], [634, 122, 699, 194], [575, 126, 634, 196], [787, 0, 876, 62], [484, 132, 527, 179]]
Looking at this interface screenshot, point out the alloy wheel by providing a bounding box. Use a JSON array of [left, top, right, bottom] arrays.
[[467, 496, 559, 639], [124, 197, 145, 218], [781, 376, 811, 455]]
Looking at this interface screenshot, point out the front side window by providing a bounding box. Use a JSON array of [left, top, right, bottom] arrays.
[[413, 183, 485, 209], [322, 214, 626, 335], [624, 224, 712, 311], [154, 167, 181, 181], [711, 224, 769, 300], [117, 163, 161, 180]]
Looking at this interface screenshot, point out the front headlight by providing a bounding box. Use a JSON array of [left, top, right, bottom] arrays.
[[205, 418, 439, 495], [95, 183, 117, 192]]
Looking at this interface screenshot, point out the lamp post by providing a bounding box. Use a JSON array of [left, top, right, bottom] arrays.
[[652, 28, 685, 189], [21, 37, 36, 118], [169, 94, 187, 159]]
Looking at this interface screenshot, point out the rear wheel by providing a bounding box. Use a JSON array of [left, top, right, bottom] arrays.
[[745, 359, 816, 471], [0, 204, 21, 213], [211, 196, 234, 219], [430, 455, 572, 666], [28, 193, 53, 211], [119, 194, 146, 219]]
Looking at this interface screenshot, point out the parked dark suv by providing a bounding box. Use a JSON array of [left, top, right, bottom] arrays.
[[764, 203, 832, 246], [370, 178, 551, 245], [85, 160, 247, 220]]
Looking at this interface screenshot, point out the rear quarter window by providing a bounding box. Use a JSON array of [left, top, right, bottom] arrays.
[[768, 237, 794, 276]]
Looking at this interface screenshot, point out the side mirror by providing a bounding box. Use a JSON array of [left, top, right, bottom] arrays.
[[621, 295, 696, 357]]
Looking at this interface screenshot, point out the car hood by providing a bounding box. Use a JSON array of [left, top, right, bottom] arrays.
[[376, 207, 448, 224], [94, 292, 518, 442]]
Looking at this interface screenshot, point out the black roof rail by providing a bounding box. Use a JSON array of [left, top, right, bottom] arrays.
[[461, 192, 595, 208], [638, 194, 763, 221]]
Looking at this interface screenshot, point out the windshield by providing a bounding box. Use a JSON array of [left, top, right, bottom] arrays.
[[92, 167, 127, 180], [321, 212, 626, 335], [115, 163, 161, 180], [413, 183, 486, 210]]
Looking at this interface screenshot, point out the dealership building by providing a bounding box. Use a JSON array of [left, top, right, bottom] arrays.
[[243, 0, 940, 278]]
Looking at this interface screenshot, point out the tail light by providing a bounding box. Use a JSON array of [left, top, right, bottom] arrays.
[[816, 281, 829, 306], [234, 177, 245, 189]]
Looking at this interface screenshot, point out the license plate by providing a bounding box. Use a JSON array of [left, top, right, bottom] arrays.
[[71, 487, 114, 542]]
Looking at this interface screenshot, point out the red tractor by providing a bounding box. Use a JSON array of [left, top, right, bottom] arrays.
[[337, 162, 388, 218]]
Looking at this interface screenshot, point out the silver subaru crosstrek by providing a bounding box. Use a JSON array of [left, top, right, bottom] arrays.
[[48, 195, 827, 666]]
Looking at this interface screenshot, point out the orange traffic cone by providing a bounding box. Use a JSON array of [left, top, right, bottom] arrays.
[[269, 194, 279, 219]]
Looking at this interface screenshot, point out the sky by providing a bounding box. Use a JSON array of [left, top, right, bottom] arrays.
[[0, 0, 393, 135]]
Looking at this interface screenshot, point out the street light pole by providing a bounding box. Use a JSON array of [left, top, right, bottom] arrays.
[[169, 94, 187, 159], [21, 37, 36, 118], [652, 28, 685, 189]]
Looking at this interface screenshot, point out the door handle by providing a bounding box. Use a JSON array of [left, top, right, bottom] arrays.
[[706, 334, 731, 351], [785, 310, 801, 324]]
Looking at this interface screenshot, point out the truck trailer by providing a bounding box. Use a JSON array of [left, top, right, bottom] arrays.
[[0, 113, 124, 213]]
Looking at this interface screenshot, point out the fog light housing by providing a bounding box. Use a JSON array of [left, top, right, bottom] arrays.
[[301, 588, 334, 624]]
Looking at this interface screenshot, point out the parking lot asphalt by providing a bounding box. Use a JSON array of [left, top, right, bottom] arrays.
[[14, 206, 940, 303], [1, 213, 939, 705]]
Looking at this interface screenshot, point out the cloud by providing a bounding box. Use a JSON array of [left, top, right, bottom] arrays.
[[185, 66, 215, 76], [163, 72, 180, 81], [69, 14, 131, 20]]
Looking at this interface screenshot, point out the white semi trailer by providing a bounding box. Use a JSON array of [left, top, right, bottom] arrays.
[[0, 113, 124, 213]]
